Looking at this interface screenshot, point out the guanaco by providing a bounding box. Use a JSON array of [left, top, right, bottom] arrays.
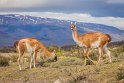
[[14, 38, 57, 70], [70, 22, 111, 65]]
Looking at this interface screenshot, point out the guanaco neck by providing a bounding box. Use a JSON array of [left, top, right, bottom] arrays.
[[72, 27, 79, 42], [39, 43, 51, 56]]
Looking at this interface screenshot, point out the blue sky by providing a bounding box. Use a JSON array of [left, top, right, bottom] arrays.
[[0, 0, 124, 30]]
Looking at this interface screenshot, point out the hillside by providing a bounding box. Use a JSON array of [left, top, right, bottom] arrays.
[[0, 44, 124, 83], [0, 14, 124, 46]]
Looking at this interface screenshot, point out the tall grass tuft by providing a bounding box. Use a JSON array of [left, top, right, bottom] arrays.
[[116, 66, 124, 80], [0, 55, 10, 66]]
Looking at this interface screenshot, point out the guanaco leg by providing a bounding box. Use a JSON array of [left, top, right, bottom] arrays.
[[33, 51, 37, 68], [85, 47, 98, 65], [98, 47, 104, 64], [83, 49, 87, 65], [104, 46, 112, 63], [17, 47, 24, 70], [29, 52, 34, 69]]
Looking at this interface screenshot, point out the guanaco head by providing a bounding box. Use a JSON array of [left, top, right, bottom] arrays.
[[51, 50, 57, 61], [70, 22, 77, 31]]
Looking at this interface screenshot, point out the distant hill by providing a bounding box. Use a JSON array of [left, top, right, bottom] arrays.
[[0, 14, 124, 46]]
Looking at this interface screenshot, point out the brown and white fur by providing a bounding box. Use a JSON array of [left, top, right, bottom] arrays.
[[14, 38, 57, 70], [70, 22, 112, 65]]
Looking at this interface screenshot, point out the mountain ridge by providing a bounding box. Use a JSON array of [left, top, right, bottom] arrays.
[[0, 14, 124, 46]]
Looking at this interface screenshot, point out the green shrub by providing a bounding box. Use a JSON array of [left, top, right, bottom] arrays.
[[56, 51, 63, 57], [10, 54, 18, 62], [42, 56, 83, 68], [116, 66, 124, 80], [69, 73, 87, 83], [0, 55, 10, 66], [48, 45, 63, 56], [111, 45, 124, 58]]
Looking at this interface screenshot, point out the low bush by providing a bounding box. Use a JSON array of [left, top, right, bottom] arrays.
[[0, 55, 10, 66], [42, 56, 83, 68], [116, 66, 124, 80], [10, 53, 18, 62]]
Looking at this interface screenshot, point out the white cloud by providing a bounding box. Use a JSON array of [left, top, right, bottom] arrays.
[[0, 0, 73, 8], [0, 0, 47, 8], [0, 12, 124, 30], [106, 0, 124, 4]]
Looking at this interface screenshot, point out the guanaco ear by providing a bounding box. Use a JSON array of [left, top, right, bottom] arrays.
[[53, 50, 56, 53], [52, 50, 57, 61], [51, 50, 56, 55], [74, 22, 76, 25], [71, 22, 73, 24]]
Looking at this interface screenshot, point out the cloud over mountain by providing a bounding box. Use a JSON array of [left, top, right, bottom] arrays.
[[1, 12, 124, 30], [0, 0, 124, 17]]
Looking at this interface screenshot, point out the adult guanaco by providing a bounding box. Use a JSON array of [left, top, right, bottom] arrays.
[[14, 38, 57, 70], [70, 22, 111, 65]]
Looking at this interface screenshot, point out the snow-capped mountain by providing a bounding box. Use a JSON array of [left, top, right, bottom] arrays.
[[0, 14, 124, 46]]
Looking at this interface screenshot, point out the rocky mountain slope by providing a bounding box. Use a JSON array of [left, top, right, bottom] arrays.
[[0, 14, 124, 46]]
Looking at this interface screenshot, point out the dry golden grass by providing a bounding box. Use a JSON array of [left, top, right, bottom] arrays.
[[0, 45, 124, 83]]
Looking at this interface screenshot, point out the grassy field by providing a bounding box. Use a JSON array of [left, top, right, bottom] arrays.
[[0, 45, 124, 83]]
